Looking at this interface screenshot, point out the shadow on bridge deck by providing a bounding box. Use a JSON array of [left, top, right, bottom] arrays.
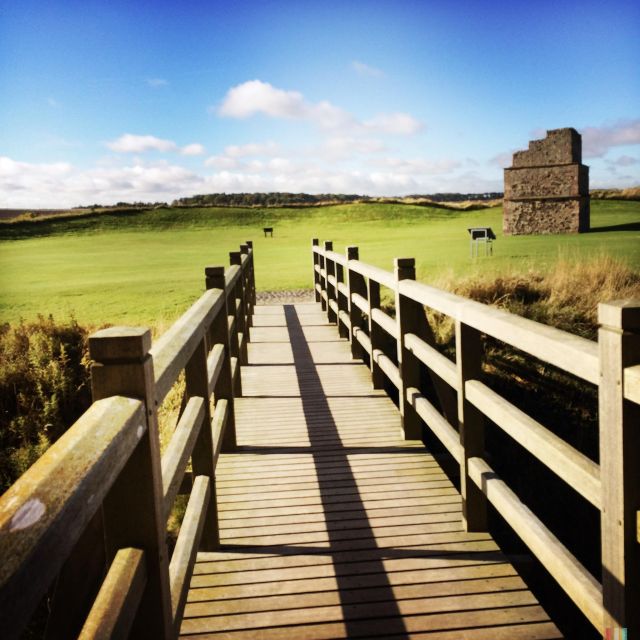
[[179, 303, 562, 639]]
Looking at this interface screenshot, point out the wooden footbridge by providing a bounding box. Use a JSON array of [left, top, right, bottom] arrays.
[[1, 241, 639, 639]]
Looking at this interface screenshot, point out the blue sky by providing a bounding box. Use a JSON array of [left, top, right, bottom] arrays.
[[1, 0, 638, 207]]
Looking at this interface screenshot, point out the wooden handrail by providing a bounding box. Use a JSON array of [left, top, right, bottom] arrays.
[[79, 547, 147, 639], [312, 240, 640, 636], [151, 289, 225, 403], [0, 396, 146, 638], [0, 242, 255, 639]]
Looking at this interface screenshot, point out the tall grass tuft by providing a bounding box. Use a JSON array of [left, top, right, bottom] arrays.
[[435, 252, 640, 341], [0, 316, 92, 492]]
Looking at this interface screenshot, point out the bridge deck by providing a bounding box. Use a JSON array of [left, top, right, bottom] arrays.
[[180, 303, 562, 639]]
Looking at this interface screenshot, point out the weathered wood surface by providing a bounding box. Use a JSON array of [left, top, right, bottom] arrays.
[[180, 303, 561, 639]]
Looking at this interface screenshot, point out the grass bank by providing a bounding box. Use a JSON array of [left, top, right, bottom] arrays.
[[0, 200, 638, 326]]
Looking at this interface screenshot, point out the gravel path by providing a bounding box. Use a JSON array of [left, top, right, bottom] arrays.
[[256, 289, 315, 304]]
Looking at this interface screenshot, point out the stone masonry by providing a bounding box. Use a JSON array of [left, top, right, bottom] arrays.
[[503, 128, 589, 235]]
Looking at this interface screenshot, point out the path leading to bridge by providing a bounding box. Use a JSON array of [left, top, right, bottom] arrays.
[[180, 302, 561, 639]]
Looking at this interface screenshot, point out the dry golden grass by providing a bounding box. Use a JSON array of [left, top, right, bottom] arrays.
[[434, 252, 640, 340]]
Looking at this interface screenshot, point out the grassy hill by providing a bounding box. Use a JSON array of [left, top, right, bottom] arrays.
[[0, 199, 638, 326]]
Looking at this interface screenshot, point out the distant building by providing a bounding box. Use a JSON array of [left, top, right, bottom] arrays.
[[503, 128, 589, 235]]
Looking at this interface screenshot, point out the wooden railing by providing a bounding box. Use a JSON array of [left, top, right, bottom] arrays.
[[312, 238, 640, 637], [0, 241, 256, 639]]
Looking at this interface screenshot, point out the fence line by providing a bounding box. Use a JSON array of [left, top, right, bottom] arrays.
[[0, 241, 255, 639], [312, 239, 640, 637]]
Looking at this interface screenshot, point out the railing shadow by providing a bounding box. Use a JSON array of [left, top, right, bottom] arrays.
[[283, 304, 409, 637]]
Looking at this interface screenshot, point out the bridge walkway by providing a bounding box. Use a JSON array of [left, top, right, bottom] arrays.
[[179, 302, 562, 639]]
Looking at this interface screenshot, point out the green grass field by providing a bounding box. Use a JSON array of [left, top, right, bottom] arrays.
[[1, 200, 638, 326]]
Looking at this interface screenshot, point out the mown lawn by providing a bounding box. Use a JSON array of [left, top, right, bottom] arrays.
[[0, 200, 638, 326]]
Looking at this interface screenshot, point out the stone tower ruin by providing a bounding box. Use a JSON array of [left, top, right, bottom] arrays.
[[503, 128, 589, 235]]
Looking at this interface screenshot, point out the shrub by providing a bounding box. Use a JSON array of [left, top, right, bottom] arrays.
[[0, 316, 92, 493]]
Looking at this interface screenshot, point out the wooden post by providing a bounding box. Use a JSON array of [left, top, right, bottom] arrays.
[[368, 278, 385, 389], [184, 338, 220, 550], [89, 327, 173, 639], [324, 241, 337, 324], [319, 243, 327, 312], [205, 267, 238, 449], [312, 239, 321, 302], [395, 258, 422, 440], [240, 244, 253, 329], [346, 246, 366, 360], [455, 320, 488, 532], [336, 255, 348, 339], [245, 240, 256, 307], [230, 251, 248, 365], [599, 300, 640, 636]]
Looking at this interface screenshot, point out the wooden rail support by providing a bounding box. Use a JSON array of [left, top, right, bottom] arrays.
[[599, 300, 640, 636], [240, 244, 253, 328], [244, 240, 256, 307], [205, 267, 238, 449], [395, 258, 423, 440], [318, 244, 327, 311], [368, 277, 385, 389], [346, 246, 367, 360], [324, 241, 337, 324], [456, 320, 488, 532], [89, 327, 173, 639], [184, 338, 220, 551], [312, 239, 321, 302], [230, 251, 248, 365], [336, 254, 349, 339]]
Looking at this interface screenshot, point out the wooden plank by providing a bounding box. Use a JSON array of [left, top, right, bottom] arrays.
[[373, 348, 401, 389], [371, 307, 398, 338], [170, 475, 210, 633], [406, 387, 462, 462], [598, 300, 640, 635], [0, 397, 145, 639], [466, 380, 601, 508], [404, 332, 457, 389], [468, 456, 603, 633], [79, 548, 146, 640], [324, 249, 348, 266], [206, 344, 224, 395], [624, 362, 640, 403], [90, 327, 173, 639], [351, 292, 369, 315], [161, 396, 205, 519], [211, 399, 229, 467], [349, 259, 396, 289], [180, 302, 560, 640], [150, 290, 224, 402], [456, 320, 487, 531], [398, 279, 598, 385]]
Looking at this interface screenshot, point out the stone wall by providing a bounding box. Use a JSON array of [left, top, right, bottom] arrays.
[[503, 128, 589, 235]]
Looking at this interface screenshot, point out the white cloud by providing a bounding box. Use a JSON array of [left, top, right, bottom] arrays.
[[372, 157, 461, 175], [3, 145, 636, 209], [204, 155, 240, 169], [224, 141, 280, 157], [106, 134, 206, 157], [106, 134, 177, 153], [218, 80, 308, 119], [324, 136, 386, 158], [146, 78, 168, 87], [0, 156, 204, 208], [351, 60, 385, 78], [364, 113, 424, 135], [581, 119, 640, 157], [180, 143, 206, 156], [216, 80, 423, 135]]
